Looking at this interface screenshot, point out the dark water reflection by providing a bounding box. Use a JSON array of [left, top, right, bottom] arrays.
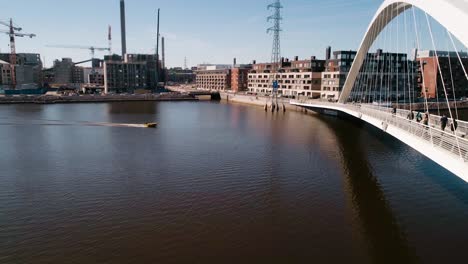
[[0, 101, 467, 263], [323, 116, 418, 263]]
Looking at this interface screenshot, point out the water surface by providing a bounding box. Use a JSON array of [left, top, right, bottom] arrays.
[[0, 101, 467, 263]]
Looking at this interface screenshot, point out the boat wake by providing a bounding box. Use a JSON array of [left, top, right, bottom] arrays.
[[0, 119, 149, 128]]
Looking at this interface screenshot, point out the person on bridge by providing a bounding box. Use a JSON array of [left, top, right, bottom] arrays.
[[423, 113, 429, 127], [451, 119, 458, 132], [416, 111, 422, 123], [441, 115, 448, 131], [407, 111, 414, 120]]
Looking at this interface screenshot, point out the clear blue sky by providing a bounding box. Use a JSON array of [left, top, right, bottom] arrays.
[[0, 0, 381, 68]]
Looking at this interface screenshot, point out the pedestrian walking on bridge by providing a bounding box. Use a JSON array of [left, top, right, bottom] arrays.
[[441, 115, 448, 131]]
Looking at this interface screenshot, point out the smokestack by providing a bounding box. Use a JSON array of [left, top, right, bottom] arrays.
[[155, 8, 161, 89], [162, 36, 165, 69], [294, 56, 299, 61], [233, 58, 237, 66], [108, 25, 112, 55], [326, 46, 331, 60], [120, 0, 127, 58]]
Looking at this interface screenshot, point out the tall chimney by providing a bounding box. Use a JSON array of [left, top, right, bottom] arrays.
[[120, 0, 127, 58], [326, 46, 331, 60], [233, 58, 237, 66], [155, 8, 160, 89], [162, 36, 165, 69]]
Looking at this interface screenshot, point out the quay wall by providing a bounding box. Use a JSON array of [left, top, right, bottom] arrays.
[[220, 92, 306, 112]]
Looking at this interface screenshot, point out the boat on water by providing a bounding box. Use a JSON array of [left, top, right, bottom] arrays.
[[144, 123, 158, 128]]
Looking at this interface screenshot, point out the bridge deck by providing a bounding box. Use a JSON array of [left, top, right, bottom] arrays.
[[291, 100, 468, 183]]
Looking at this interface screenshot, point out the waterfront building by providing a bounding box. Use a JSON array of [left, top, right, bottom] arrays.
[[72, 66, 84, 84], [52, 58, 75, 85], [0, 53, 43, 88], [231, 64, 252, 92], [248, 56, 325, 98], [321, 50, 356, 100], [322, 49, 417, 102], [417, 50, 468, 99], [103, 54, 162, 93], [167, 67, 195, 84], [0, 60, 12, 88], [195, 65, 232, 91], [104, 59, 147, 94], [82, 67, 104, 85]]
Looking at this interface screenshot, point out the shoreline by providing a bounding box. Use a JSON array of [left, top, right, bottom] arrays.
[[220, 92, 307, 112], [0, 94, 198, 105], [220, 92, 468, 112]]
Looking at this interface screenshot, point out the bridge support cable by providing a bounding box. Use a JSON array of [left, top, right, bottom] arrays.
[[365, 10, 381, 102], [424, 11, 464, 160], [446, 34, 459, 120], [396, 6, 400, 110], [373, 13, 386, 105], [387, 2, 396, 109], [446, 28, 467, 122], [353, 48, 367, 103], [411, 7, 434, 146], [403, 8, 412, 113], [362, 12, 379, 104], [358, 17, 378, 104], [383, 5, 394, 124], [447, 30, 468, 82], [367, 13, 383, 104]]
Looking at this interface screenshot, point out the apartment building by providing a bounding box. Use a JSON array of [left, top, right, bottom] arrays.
[[0, 60, 12, 87], [195, 65, 232, 91], [417, 50, 468, 99], [103, 54, 163, 93], [0, 53, 43, 87], [321, 49, 356, 100], [104, 60, 147, 93], [231, 64, 252, 92], [321, 49, 417, 102], [248, 56, 325, 98]]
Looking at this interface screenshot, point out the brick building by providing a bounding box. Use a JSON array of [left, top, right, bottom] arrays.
[[321, 49, 356, 100], [417, 50, 468, 99], [195, 65, 232, 91], [0, 60, 12, 87], [231, 64, 252, 92], [248, 56, 325, 98]]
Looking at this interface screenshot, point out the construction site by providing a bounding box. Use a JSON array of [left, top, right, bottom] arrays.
[[0, 0, 168, 96]]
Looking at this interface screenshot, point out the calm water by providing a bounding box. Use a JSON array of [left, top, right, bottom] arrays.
[[0, 101, 467, 263]]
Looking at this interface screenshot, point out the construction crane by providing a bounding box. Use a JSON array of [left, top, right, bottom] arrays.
[[46, 45, 110, 74], [0, 19, 36, 89], [0, 20, 21, 31], [46, 45, 110, 60]]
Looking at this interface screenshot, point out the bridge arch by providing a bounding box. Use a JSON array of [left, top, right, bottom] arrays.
[[339, 0, 468, 103]]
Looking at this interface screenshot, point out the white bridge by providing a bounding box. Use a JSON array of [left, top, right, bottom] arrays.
[[292, 0, 468, 182], [291, 101, 468, 182]]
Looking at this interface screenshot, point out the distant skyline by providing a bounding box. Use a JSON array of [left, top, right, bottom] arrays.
[[1, 0, 381, 68]]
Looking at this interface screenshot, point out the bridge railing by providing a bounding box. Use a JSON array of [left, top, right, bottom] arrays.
[[357, 105, 468, 162], [361, 104, 468, 137], [291, 100, 468, 162]]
